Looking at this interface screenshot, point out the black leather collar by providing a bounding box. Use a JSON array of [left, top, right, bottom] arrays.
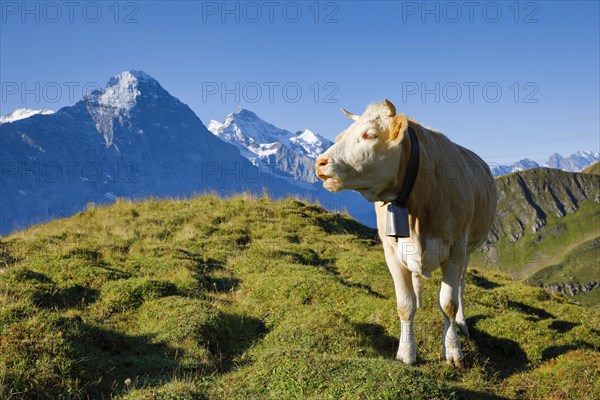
[[393, 126, 420, 206]]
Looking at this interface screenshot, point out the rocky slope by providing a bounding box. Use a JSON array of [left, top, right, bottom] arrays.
[[477, 167, 600, 304]]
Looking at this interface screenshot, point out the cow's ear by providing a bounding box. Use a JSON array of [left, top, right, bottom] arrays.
[[389, 114, 409, 143]]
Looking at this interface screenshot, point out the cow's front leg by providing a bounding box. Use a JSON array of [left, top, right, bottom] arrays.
[[384, 244, 417, 364], [439, 245, 467, 368]]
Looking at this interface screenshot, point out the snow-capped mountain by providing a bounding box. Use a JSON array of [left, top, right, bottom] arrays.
[[290, 129, 328, 158], [543, 151, 600, 172], [0, 71, 289, 234], [0, 108, 54, 124], [0, 71, 372, 235], [490, 159, 541, 176], [85, 70, 149, 146], [491, 151, 599, 177], [208, 109, 333, 183]]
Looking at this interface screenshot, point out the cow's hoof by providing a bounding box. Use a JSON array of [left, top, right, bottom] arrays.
[[396, 345, 417, 365], [396, 354, 416, 365], [442, 340, 463, 368], [445, 356, 465, 369]]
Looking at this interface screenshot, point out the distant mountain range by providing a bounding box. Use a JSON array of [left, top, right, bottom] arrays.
[[0, 71, 257, 234], [0, 71, 371, 235], [1, 70, 598, 237], [490, 151, 599, 176]]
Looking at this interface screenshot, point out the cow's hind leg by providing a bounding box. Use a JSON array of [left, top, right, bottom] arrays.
[[455, 257, 469, 337], [439, 244, 467, 368], [412, 273, 423, 309]]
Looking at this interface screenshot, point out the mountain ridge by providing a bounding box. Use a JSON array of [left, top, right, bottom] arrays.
[[491, 150, 600, 176], [0, 70, 290, 234], [3, 95, 596, 179], [0, 108, 55, 124]]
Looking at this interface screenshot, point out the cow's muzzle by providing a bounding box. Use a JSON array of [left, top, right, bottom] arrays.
[[315, 156, 343, 191], [315, 156, 331, 181]]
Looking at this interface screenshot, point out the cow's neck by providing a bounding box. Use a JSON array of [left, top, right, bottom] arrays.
[[378, 124, 419, 205]]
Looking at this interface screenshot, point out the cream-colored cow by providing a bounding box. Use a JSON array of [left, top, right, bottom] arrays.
[[315, 100, 497, 367]]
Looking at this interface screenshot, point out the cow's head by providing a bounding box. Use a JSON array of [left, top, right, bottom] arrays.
[[315, 99, 411, 202]]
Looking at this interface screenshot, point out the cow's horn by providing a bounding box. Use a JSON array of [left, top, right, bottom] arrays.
[[341, 108, 359, 121], [384, 99, 396, 117]]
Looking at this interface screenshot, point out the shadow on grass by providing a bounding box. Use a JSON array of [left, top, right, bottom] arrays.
[[467, 272, 502, 289], [176, 248, 240, 294], [62, 247, 131, 279], [46, 310, 266, 397], [541, 341, 597, 361], [507, 300, 555, 321], [353, 322, 397, 358], [0, 240, 18, 267], [272, 249, 335, 267], [548, 320, 580, 333], [54, 317, 184, 398], [209, 312, 269, 372], [319, 264, 386, 299], [314, 213, 379, 242], [176, 248, 225, 273], [8, 269, 100, 309], [278, 246, 386, 300], [64, 247, 104, 261], [11, 268, 53, 283], [43, 284, 100, 309], [468, 315, 529, 379], [90, 263, 131, 279], [339, 280, 386, 299]]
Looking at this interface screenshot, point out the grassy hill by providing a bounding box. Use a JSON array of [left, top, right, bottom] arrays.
[[1, 195, 599, 399], [474, 168, 600, 305], [583, 161, 600, 175]]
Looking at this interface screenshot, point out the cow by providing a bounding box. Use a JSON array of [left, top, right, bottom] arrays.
[[315, 99, 497, 367]]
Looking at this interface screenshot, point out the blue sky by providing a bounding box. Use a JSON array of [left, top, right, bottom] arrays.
[[1, 0, 598, 164]]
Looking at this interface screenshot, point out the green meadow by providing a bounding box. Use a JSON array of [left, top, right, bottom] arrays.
[[1, 195, 599, 399]]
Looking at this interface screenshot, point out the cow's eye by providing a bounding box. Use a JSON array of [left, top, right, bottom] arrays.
[[361, 132, 377, 141]]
